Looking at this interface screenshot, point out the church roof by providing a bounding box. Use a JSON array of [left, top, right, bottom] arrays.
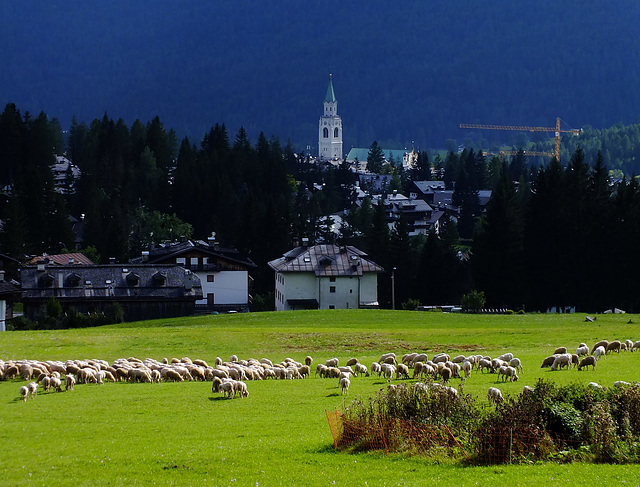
[[324, 75, 336, 103]]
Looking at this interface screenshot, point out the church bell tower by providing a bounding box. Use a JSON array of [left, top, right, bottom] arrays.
[[318, 74, 343, 161]]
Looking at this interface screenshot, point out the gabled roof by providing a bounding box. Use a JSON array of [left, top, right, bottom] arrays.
[[268, 244, 384, 277], [28, 252, 95, 266], [129, 239, 256, 269]]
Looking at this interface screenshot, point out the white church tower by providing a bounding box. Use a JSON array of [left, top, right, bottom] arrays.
[[318, 74, 343, 161]]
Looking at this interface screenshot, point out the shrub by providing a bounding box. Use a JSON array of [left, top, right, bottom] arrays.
[[460, 290, 485, 313], [400, 298, 421, 311]]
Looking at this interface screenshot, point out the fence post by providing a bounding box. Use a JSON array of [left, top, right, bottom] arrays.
[[378, 413, 388, 455], [509, 427, 513, 464]]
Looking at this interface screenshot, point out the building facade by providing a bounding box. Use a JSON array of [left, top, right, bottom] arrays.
[[318, 75, 343, 161], [268, 244, 383, 311]]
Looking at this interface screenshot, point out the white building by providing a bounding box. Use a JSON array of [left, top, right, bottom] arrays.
[[318, 74, 343, 161], [268, 244, 383, 311], [130, 237, 256, 312]]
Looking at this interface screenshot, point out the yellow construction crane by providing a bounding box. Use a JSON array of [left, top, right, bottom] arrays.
[[460, 117, 583, 161]]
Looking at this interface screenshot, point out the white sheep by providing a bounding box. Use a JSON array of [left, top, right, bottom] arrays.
[[410, 353, 428, 366], [508, 358, 523, 373], [461, 360, 472, 378], [614, 381, 631, 388], [594, 346, 606, 361], [504, 366, 519, 382], [234, 381, 249, 398], [575, 345, 588, 356], [487, 387, 503, 405], [381, 363, 396, 382], [325, 358, 339, 368], [50, 376, 62, 392], [65, 374, 76, 391], [451, 354, 467, 364], [633, 341, 640, 352], [624, 339, 633, 352], [354, 363, 369, 377], [588, 382, 604, 390], [20, 385, 29, 402], [497, 352, 513, 362], [339, 376, 350, 395], [27, 381, 38, 398], [478, 358, 492, 373], [550, 354, 571, 371], [439, 366, 452, 384], [378, 353, 396, 365], [522, 385, 534, 395], [395, 363, 410, 379], [369, 361, 380, 377]]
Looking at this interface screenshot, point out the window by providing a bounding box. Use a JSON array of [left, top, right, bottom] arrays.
[[323, 127, 329, 138], [330, 286, 336, 293], [207, 275, 214, 282], [329, 305, 335, 309], [190, 257, 199, 266], [334, 127, 339, 138], [176, 257, 186, 265], [329, 277, 336, 282]]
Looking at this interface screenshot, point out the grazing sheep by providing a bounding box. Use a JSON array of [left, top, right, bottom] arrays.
[[229, 355, 239, 363], [381, 363, 396, 382], [439, 366, 451, 384], [614, 381, 631, 388], [378, 353, 396, 365], [497, 352, 513, 362], [354, 363, 369, 377], [49, 377, 62, 392], [508, 358, 523, 373], [577, 356, 596, 371], [433, 354, 450, 364], [540, 355, 558, 368], [570, 354, 579, 368], [487, 387, 503, 405], [624, 339, 633, 351], [491, 358, 506, 373], [339, 376, 350, 395], [305, 356, 313, 367], [500, 366, 519, 382], [606, 340, 622, 354], [65, 374, 76, 391], [522, 385, 534, 395], [588, 382, 604, 390], [412, 362, 424, 378], [550, 354, 571, 371], [553, 347, 567, 355], [478, 358, 492, 373], [234, 381, 249, 398], [451, 354, 467, 364], [27, 381, 38, 398], [371, 362, 382, 377], [345, 358, 359, 367], [41, 375, 51, 392], [395, 363, 410, 380], [461, 360, 472, 378], [410, 353, 428, 366], [594, 346, 606, 361], [163, 369, 183, 382], [576, 345, 589, 357], [592, 340, 609, 354], [298, 365, 310, 378], [325, 358, 339, 368], [315, 364, 326, 378], [20, 386, 29, 402], [4, 365, 19, 379], [633, 341, 640, 352], [402, 353, 418, 365]]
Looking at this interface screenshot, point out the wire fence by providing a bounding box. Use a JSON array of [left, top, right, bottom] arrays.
[[326, 410, 593, 465]]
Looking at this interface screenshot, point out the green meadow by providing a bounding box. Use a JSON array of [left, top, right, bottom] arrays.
[[1, 310, 639, 486]]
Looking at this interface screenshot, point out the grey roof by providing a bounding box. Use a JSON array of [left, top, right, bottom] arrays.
[[129, 239, 256, 269], [268, 244, 384, 276], [412, 180, 446, 194], [21, 264, 202, 302]]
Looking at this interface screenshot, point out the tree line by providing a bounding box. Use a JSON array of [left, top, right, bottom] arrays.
[[1, 102, 639, 312]]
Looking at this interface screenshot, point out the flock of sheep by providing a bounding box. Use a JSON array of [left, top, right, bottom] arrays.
[[2, 336, 638, 404]]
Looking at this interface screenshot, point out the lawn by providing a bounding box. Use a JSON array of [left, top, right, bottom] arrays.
[[1, 310, 639, 486]]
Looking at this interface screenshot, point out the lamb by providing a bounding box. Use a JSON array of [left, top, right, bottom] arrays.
[[461, 360, 472, 378], [381, 363, 396, 382], [508, 358, 523, 373], [65, 374, 76, 391], [594, 345, 606, 361], [339, 376, 350, 395], [577, 356, 596, 371], [487, 387, 503, 405], [371, 362, 382, 377], [592, 340, 609, 354], [20, 385, 29, 402], [27, 381, 38, 398], [41, 375, 51, 392], [606, 340, 622, 354], [623, 339, 633, 351], [575, 345, 589, 357], [550, 354, 571, 371]]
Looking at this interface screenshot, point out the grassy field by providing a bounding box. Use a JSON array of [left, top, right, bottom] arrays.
[[1, 310, 639, 486]]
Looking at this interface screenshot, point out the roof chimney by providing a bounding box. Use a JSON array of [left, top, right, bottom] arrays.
[[109, 257, 116, 264], [68, 258, 75, 265], [141, 251, 149, 262], [0, 270, 5, 282], [301, 237, 309, 247]]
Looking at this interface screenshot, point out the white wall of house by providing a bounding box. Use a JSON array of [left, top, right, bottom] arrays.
[[195, 270, 249, 306], [0, 300, 5, 331], [275, 272, 378, 310]]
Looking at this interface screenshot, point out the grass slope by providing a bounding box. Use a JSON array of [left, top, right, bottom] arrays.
[[1, 310, 639, 486]]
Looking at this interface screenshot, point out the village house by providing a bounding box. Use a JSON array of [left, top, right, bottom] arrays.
[[20, 262, 202, 322], [268, 242, 384, 311], [129, 236, 256, 313]]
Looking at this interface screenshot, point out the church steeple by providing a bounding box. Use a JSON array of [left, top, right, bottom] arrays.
[[318, 74, 343, 161], [325, 74, 337, 103]]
